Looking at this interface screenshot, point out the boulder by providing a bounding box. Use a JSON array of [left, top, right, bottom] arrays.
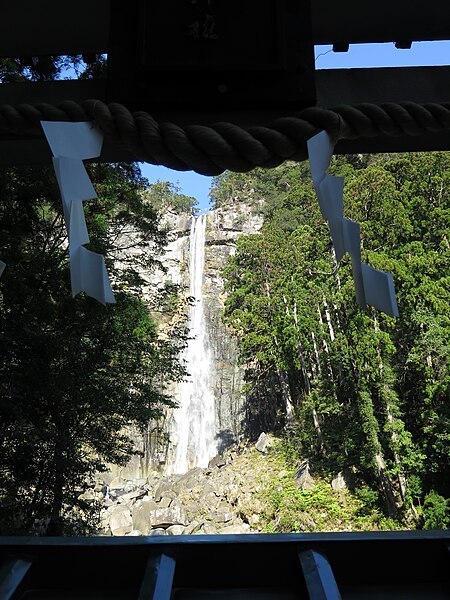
[[184, 520, 203, 535], [154, 480, 173, 502], [166, 525, 186, 536], [134, 479, 147, 487], [172, 468, 205, 493], [109, 477, 126, 491], [118, 488, 147, 504], [159, 496, 173, 508], [149, 506, 188, 529], [185, 501, 203, 521], [198, 482, 215, 499], [208, 510, 234, 523], [202, 492, 221, 511], [294, 461, 315, 491], [331, 472, 347, 492], [139, 497, 158, 510], [224, 483, 239, 504], [109, 505, 133, 536], [255, 432, 272, 453], [218, 523, 250, 535], [201, 523, 219, 534], [132, 502, 158, 535], [149, 528, 168, 536], [249, 514, 260, 526], [208, 455, 226, 469]]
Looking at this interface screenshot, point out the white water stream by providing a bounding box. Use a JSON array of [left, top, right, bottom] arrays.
[[168, 215, 217, 474]]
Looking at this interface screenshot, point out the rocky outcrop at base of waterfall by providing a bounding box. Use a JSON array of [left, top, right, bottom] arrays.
[[86, 434, 395, 536], [95, 436, 278, 537]]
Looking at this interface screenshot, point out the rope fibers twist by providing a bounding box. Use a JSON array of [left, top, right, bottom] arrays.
[[1, 100, 449, 175]]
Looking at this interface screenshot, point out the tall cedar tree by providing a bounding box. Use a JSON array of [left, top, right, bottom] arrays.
[[218, 154, 449, 525]]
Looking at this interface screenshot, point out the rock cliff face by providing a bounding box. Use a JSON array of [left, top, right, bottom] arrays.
[[163, 203, 264, 472], [202, 205, 264, 454], [109, 201, 263, 480]]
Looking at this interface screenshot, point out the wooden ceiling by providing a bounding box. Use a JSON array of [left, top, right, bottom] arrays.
[[1, 1, 449, 56], [0, 1, 449, 165]]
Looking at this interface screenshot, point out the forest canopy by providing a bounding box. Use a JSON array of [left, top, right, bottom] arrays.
[[214, 152, 450, 528], [0, 163, 189, 534]]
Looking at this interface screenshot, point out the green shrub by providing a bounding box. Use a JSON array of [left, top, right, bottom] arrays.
[[422, 491, 450, 529]]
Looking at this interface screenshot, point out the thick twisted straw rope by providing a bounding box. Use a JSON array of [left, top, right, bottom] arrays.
[[1, 100, 450, 175]]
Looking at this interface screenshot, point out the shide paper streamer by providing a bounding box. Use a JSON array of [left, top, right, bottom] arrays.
[[42, 121, 115, 304], [307, 131, 399, 318], [0, 260, 5, 278]]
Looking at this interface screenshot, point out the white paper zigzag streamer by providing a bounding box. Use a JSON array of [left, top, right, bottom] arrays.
[[42, 121, 115, 304], [0, 260, 5, 278], [307, 131, 399, 318]]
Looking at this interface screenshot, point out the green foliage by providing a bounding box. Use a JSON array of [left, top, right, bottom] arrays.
[[145, 180, 198, 215], [0, 55, 105, 84], [258, 443, 400, 533], [0, 163, 186, 534], [218, 151, 450, 527], [422, 491, 450, 529]]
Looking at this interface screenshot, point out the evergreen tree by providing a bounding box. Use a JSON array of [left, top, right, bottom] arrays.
[[0, 164, 186, 534], [218, 152, 449, 525]]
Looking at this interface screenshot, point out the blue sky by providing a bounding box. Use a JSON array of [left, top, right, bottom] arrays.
[[140, 41, 450, 211]]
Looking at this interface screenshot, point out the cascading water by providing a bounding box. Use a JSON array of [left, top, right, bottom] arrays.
[[168, 214, 217, 474]]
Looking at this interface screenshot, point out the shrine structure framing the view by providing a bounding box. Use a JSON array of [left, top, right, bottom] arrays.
[[0, 2, 449, 599]]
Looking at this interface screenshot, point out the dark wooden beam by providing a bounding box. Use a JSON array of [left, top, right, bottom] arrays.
[[0, 531, 449, 597], [138, 554, 176, 600], [1, 67, 450, 166], [316, 66, 450, 107], [311, 1, 450, 45], [0, 558, 33, 600], [1, 1, 449, 58], [0, 0, 109, 57], [298, 550, 342, 600]]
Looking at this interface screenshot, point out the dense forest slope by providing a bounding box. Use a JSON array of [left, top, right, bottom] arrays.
[[212, 152, 450, 529]]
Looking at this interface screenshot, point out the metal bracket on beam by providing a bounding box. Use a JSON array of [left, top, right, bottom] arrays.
[[138, 553, 176, 600], [298, 549, 342, 600], [0, 558, 33, 600]]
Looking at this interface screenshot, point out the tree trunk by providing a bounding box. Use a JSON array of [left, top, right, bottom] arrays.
[[358, 386, 399, 520], [374, 316, 408, 503], [263, 284, 294, 423], [291, 299, 324, 455], [375, 452, 398, 519], [322, 294, 335, 342], [277, 369, 294, 423]]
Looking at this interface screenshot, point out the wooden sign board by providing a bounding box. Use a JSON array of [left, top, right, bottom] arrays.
[[107, 0, 315, 112]]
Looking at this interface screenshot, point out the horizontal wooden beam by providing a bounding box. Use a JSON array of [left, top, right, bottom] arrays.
[[1, 66, 450, 166], [0, 531, 449, 596], [311, 1, 450, 45], [1, 1, 449, 58]]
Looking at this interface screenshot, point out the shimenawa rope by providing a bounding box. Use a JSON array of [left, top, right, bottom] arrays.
[[1, 100, 449, 175]]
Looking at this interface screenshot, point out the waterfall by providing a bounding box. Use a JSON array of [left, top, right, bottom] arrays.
[[168, 214, 217, 474]]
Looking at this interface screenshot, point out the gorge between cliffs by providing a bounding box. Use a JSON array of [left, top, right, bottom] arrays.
[[110, 201, 264, 483]]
